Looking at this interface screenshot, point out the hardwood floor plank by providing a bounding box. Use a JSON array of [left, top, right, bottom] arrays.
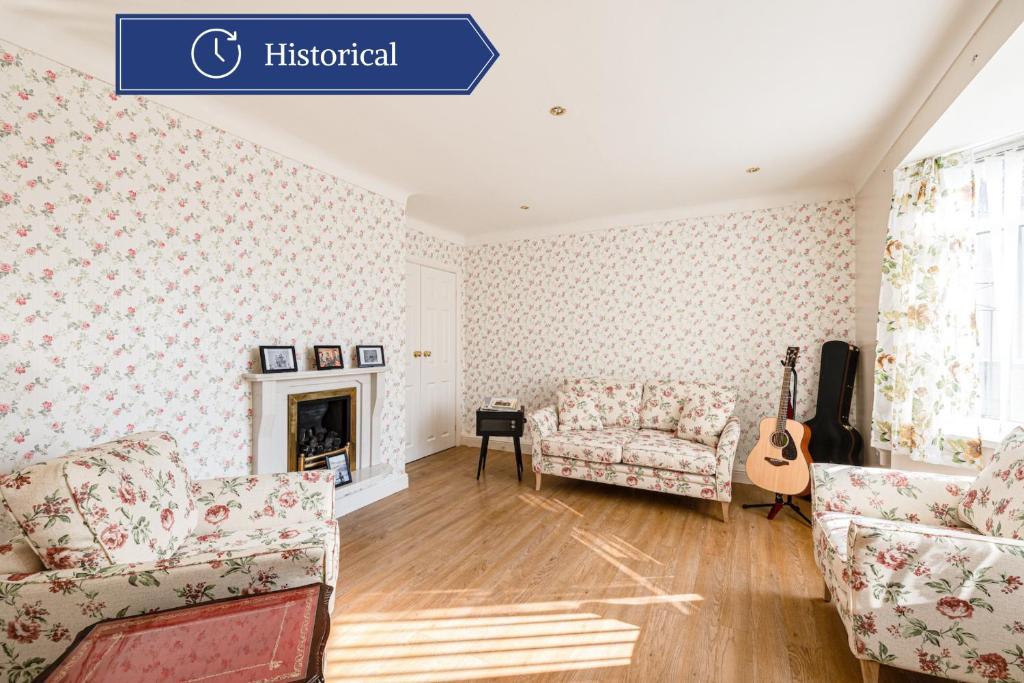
[[328, 446, 934, 682]]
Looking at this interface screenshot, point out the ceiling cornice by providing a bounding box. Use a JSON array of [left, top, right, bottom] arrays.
[[464, 183, 853, 246]]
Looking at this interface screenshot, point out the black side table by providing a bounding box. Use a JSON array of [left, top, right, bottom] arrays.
[[476, 408, 525, 481]]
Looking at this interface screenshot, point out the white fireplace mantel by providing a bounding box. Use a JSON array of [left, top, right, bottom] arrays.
[[243, 367, 407, 517]]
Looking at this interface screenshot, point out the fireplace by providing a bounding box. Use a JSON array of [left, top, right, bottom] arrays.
[[287, 388, 357, 474], [245, 365, 406, 517]]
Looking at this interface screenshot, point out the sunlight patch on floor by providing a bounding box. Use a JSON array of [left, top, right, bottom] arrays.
[[326, 610, 638, 682]]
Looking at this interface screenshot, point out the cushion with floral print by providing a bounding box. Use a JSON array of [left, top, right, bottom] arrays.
[[639, 380, 694, 431], [675, 383, 737, 447], [0, 432, 198, 570], [958, 426, 1024, 539], [561, 378, 642, 428], [557, 391, 603, 431]]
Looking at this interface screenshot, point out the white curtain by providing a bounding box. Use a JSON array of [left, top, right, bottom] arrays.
[[871, 153, 983, 466], [975, 146, 1024, 428]]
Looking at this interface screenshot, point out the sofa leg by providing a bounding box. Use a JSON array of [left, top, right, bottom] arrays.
[[720, 501, 730, 523], [534, 472, 542, 491], [822, 578, 832, 603], [859, 660, 880, 683]]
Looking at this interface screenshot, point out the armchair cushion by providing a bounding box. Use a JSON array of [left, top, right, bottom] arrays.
[[540, 428, 634, 464], [958, 426, 1024, 539], [639, 380, 692, 431], [556, 391, 603, 431], [0, 432, 197, 570], [622, 430, 717, 475], [675, 383, 736, 447], [561, 378, 642, 428]]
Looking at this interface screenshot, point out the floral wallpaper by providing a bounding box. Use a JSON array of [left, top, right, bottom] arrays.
[[404, 228, 464, 272], [0, 42, 407, 479], [463, 199, 856, 465]]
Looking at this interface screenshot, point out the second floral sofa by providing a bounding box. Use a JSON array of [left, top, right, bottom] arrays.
[[527, 378, 741, 520]]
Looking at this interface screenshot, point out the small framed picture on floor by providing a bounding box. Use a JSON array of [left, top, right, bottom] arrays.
[[326, 453, 352, 487], [259, 346, 297, 374], [314, 345, 344, 370], [355, 345, 385, 368]]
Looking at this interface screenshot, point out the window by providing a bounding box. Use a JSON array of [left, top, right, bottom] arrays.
[[973, 144, 1024, 429]]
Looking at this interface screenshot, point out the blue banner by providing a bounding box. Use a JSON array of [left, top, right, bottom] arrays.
[[115, 14, 498, 95]]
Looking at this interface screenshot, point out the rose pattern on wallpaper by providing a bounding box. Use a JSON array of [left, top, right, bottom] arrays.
[[0, 43, 407, 480], [404, 228, 464, 272], [463, 199, 855, 466]]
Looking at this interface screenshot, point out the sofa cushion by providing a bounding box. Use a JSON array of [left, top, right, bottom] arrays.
[[622, 430, 717, 475], [639, 380, 693, 431], [562, 378, 642, 428], [676, 383, 736, 446], [557, 391, 603, 431], [958, 427, 1024, 539], [540, 428, 635, 464], [0, 432, 197, 570]]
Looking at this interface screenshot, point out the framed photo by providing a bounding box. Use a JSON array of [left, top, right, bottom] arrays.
[[355, 345, 385, 368], [313, 345, 344, 370], [326, 453, 352, 487], [259, 346, 298, 374]]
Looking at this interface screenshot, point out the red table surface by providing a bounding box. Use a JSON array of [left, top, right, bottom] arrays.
[[43, 585, 323, 683]]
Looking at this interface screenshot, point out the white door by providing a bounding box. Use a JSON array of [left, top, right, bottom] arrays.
[[406, 262, 457, 462]]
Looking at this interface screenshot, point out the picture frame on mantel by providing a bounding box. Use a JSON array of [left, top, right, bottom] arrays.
[[313, 345, 344, 370], [259, 346, 298, 374], [355, 345, 385, 368]]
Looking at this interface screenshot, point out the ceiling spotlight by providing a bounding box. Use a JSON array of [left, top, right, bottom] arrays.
[[549, 106, 566, 116], [746, 166, 761, 174], [520, 205, 530, 210]]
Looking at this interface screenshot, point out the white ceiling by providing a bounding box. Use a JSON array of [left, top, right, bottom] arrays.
[[908, 23, 1024, 162], [0, 0, 1000, 240]]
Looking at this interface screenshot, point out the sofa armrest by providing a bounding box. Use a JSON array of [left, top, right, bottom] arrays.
[[527, 405, 558, 452], [845, 518, 1024, 668], [715, 416, 741, 502], [811, 463, 973, 528], [190, 470, 335, 534]]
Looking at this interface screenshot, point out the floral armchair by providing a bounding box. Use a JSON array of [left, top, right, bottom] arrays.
[[811, 462, 1024, 683], [0, 432, 338, 681]]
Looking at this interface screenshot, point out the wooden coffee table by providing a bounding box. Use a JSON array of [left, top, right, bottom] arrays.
[[37, 583, 332, 683]]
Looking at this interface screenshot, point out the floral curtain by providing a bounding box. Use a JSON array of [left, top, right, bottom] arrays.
[[871, 153, 983, 466]]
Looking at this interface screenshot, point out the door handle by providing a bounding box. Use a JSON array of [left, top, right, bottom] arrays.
[[424, 351, 432, 357], [413, 351, 422, 358]]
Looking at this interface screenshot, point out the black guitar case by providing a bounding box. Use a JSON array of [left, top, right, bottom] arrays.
[[804, 340, 863, 466]]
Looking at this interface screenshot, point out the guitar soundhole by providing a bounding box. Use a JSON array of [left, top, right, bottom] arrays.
[[770, 431, 789, 449]]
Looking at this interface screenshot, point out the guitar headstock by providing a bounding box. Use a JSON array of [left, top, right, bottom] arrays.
[[784, 346, 800, 368]]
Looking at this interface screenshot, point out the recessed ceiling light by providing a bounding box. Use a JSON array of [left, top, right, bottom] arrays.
[[520, 205, 530, 210], [746, 166, 761, 174], [549, 106, 566, 117]]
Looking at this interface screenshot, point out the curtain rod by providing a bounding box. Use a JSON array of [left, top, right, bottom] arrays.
[[950, 130, 1024, 161]]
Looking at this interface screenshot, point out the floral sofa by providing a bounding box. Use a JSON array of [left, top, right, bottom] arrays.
[[811, 427, 1024, 683], [0, 432, 338, 680], [527, 378, 741, 520]]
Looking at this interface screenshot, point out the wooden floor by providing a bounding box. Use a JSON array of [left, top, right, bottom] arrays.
[[328, 446, 936, 683]]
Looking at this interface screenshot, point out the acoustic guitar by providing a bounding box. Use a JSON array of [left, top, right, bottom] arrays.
[[745, 346, 813, 496]]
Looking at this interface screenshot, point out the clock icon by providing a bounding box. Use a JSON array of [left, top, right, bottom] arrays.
[[191, 28, 242, 80]]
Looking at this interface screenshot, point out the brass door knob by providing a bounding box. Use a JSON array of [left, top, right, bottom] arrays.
[[424, 351, 432, 357], [413, 350, 422, 358]]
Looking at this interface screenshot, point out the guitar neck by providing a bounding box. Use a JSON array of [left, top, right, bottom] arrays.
[[775, 366, 791, 433]]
